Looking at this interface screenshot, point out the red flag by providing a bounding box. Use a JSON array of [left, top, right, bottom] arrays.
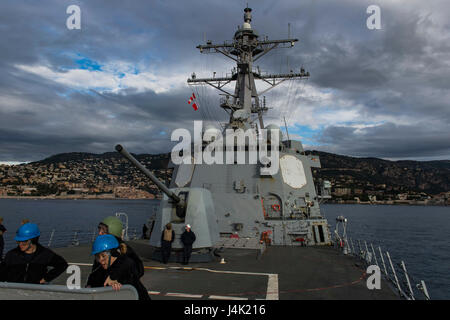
[[187, 93, 198, 111]]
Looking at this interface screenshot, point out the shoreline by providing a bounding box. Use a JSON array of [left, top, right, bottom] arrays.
[[0, 195, 161, 201], [0, 196, 447, 206], [327, 200, 448, 206], [325, 200, 450, 207]]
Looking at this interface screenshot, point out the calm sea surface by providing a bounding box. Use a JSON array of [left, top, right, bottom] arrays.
[[322, 204, 450, 300], [0, 198, 159, 253], [0, 199, 448, 299]]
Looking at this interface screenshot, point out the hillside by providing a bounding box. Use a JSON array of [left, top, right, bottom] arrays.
[[306, 151, 449, 196], [1, 150, 448, 203]]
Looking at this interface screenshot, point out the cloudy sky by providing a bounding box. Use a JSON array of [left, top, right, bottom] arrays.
[[0, 0, 449, 163]]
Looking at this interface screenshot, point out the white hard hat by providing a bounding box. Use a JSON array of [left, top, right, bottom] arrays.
[[186, 224, 191, 229]]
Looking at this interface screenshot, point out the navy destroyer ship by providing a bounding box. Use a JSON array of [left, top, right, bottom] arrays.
[[0, 7, 430, 301]]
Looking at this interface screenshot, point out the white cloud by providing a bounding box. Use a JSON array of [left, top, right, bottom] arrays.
[[15, 64, 118, 89], [14, 62, 188, 94], [262, 82, 366, 130], [0, 161, 27, 166], [119, 71, 186, 94]]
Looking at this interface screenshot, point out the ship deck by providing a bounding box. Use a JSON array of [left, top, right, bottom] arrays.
[[52, 240, 399, 300]]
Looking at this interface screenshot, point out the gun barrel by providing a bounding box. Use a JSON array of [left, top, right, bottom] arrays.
[[115, 144, 181, 204]]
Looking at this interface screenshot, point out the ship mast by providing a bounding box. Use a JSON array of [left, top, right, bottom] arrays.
[[187, 7, 310, 130]]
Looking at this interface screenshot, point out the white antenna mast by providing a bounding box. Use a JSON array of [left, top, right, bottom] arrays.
[[283, 116, 290, 141]]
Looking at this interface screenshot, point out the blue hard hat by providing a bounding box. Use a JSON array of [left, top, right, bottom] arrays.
[[91, 234, 119, 255], [14, 223, 40, 241]]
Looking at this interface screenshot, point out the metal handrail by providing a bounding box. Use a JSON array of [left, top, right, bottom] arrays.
[[0, 282, 138, 300], [334, 234, 430, 300], [332, 213, 431, 300], [2, 227, 140, 253]]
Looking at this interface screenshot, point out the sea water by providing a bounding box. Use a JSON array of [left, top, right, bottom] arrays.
[[0, 199, 448, 299], [323, 204, 450, 300]]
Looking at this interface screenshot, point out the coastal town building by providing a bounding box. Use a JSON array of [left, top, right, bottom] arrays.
[[0, 151, 448, 205]]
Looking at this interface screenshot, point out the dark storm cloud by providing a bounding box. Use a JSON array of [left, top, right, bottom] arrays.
[[0, 0, 449, 161], [268, 1, 450, 159], [317, 122, 450, 160], [0, 69, 201, 161], [0, 57, 224, 161]]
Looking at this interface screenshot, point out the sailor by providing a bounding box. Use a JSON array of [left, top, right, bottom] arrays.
[[95, 216, 144, 279], [181, 224, 196, 265], [0, 223, 68, 284], [160, 223, 175, 264], [0, 217, 6, 262], [86, 234, 150, 300], [142, 223, 149, 239]]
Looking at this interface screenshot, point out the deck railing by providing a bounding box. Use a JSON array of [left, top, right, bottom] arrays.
[[1, 226, 141, 254], [334, 235, 431, 300]]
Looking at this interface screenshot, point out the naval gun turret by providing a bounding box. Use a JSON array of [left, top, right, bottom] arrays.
[[115, 144, 219, 262]]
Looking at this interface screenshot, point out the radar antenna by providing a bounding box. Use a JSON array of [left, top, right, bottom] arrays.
[[188, 7, 309, 130]]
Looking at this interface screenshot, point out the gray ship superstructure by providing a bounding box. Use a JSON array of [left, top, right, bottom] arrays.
[[130, 7, 333, 250]]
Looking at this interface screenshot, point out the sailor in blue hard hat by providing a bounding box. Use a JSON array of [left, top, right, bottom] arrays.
[[88, 234, 122, 291], [0, 223, 68, 284], [87, 234, 151, 300], [92, 216, 144, 281], [14, 222, 40, 253], [91, 234, 120, 270]]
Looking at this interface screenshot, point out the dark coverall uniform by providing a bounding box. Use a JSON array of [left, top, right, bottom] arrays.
[[91, 236, 144, 279], [86, 254, 150, 300], [181, 230, 196, 264], [160, 229, 175, 264], [0, 244, 68, 284], [0, 224, 6, 262]]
